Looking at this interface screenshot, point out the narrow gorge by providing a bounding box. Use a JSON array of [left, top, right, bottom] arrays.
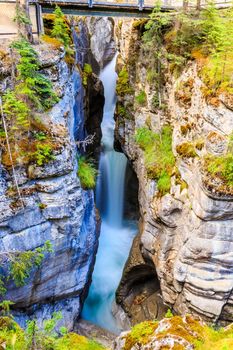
[[0, 2, 233, 349]]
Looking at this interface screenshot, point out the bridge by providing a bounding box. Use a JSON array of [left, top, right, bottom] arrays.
[[0, 0, 232, 39], [38, 0, 232, 17]]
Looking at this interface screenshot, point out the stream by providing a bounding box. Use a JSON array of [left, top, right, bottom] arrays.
[[82, 54, 137, 333]]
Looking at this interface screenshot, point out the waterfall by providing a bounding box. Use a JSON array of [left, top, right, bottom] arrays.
[[82, 55, 137, 333]]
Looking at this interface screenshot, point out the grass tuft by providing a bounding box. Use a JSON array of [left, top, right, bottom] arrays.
[[77, 157, 97, 189], [135, 126, 175, 195]]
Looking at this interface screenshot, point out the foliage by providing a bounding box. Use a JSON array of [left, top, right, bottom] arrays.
[[77, 157, 97, 189], [51, 5, 71, 48], [0, 313, 106, 350], [84, 63, 93, 75], [142, 2, 171, 107], [13, 5, 31, 26], [123, 320, 158, 350], [83, 63, 93, 87], [202, 132, 233, 194], [204, 153, 233, 186], [0, 241, 53, 294], [0, 300, 15, 316], [123, 316, 233, 350], [41, 34, 63, 49], [135, 126, 175, 195], [135, 91, 147, 106], [142, 2, 233, 97], [33, 143, 55, 166], [43, 7, 74, 66], [165, 308, 173, 318], [176, 142, 197, 158], [116, 67, 132, 96], [2, 90, 29, 132], [0, 38, 59, 169], [12, 39, 58, 110]]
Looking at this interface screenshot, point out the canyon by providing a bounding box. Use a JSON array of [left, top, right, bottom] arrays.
[[0, 7, 233, 349]]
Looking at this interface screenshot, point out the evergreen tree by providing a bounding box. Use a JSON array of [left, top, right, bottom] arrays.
[[51, 6, 71, 48]]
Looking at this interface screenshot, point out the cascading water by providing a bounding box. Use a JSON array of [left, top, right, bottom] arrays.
[[82, 54, 137, 333]]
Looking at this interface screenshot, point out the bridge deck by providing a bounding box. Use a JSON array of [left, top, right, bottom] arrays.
[[38, 0, 232, 15]]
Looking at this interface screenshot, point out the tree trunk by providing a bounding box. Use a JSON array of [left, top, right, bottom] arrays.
[[16, 0, 33, 42], [183, 0, 189, 11], [196, 0, 201, 11]]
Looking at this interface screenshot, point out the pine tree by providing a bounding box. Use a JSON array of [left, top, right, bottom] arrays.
[[51, 6, 71, 48]]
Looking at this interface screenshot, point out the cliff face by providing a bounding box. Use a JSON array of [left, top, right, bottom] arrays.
[[114, 19, 233, 326], [0, 25, 104, 329]]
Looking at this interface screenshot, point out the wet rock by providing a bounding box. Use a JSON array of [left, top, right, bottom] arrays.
[[86, 17, 116, 71]]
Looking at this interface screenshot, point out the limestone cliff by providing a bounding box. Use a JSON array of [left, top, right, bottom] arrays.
[[0, 21, 104, 329], [114, 19, 233, 326]]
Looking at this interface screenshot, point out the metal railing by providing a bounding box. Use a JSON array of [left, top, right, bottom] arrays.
[[37, 0, 232, 11]]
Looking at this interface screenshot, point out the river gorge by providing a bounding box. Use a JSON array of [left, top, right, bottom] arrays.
[[0, 5, 233, 349]]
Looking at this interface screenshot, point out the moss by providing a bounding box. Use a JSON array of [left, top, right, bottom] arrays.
[[135, 90, 147, 106], [123, 321, 158, 350], [147, 69, 158, 83], [41, 34, 62, 49], [82, 63, 93, 87], [122, 315, 233, 350], [116, 67, 132, 96], [176, 142, 197, 158], [204, 153, 233, 187], [175, 79, 194, 107], [38, 202, 47, 210], [180, 123, 192, 136], [195, 139, 205, 150], [132, 19, 147, 29], [157, 171, 171, 196], [55, 333, 106, 350]]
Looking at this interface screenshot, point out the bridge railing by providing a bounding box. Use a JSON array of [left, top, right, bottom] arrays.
[[37, 0, 233, 11]]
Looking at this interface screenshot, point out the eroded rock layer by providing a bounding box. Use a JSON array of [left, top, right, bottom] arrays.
[[114, 19, 233, 326]]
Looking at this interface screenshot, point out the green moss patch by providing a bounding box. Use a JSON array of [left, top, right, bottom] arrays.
[[116, 67, 133, 96], [123, 320, 158, 350], [176, 142, 197, 158], [135, 90, 147, 106], [135, 126, 175, 195]]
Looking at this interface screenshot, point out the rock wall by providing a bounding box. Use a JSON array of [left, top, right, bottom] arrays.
[[0, 24, 104, 329], [114, 19, 233, 326]]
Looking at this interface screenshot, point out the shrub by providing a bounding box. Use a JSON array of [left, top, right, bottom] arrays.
[[165, 308, 173, 318], [157, 171, 171, 196], [135, 127, 159, 150], [0, 241, 53, 295], [82, 63, 93, 87], [135, 126, 175, 195], [77, 157, 97, 189], [176, 142, 197, 158], [135, 91, 147, 106], [204, 153, 233, 186], [0, 313, 106, 350], [32, 143, 55, 166], [116, 67, 132, 96]]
